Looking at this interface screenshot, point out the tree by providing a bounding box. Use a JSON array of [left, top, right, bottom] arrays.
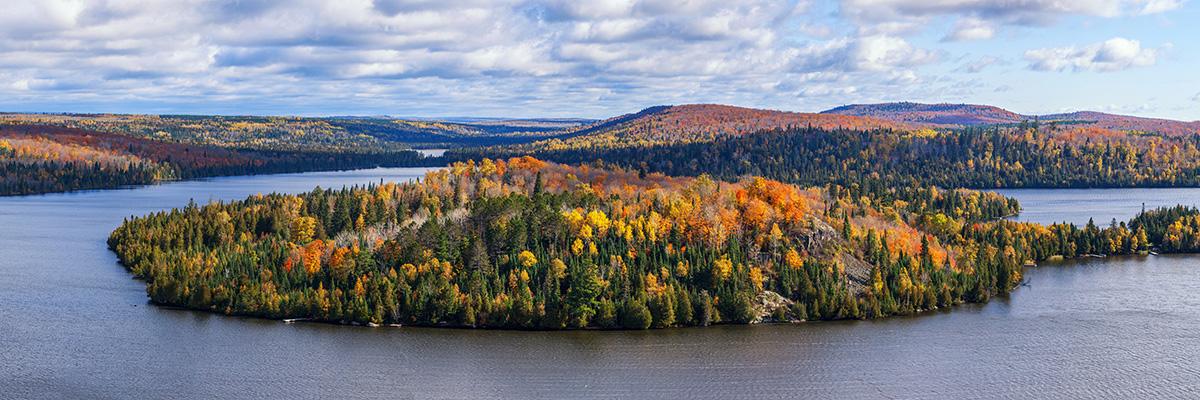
[[566, 265, 602, 328], [619, 299, 652, 330], [291, 216, 318, 244], [517, 250, 538, 268], [648, 292, 675, 328]]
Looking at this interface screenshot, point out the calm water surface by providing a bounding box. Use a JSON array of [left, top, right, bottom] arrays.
[[416, 149, 447, 158], [996, 188, 1200, 226], [3, 172, 1200, 399]]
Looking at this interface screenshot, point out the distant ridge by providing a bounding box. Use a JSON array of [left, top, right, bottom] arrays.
[[822, 102, 1200, 135], [822, 102, 1022, 125], [543, 104, 911, 149]]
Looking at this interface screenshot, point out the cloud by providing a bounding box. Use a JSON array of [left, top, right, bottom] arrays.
[[0, 0, 954, 116], [789, 34, 937, 73], [957, 56, 1001, 73], [1193, 92, 1200, 102], [851, 35, 938, 71], [1139, 0, 1185, 14], [944, 18, 995, 41], [10, 0, 1183, 118], [842, 0, 1184, 41], [842, 0, 1180, 23], [1024, 37, 1165, 72]]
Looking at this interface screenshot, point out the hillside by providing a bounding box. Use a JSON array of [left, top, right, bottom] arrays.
[[1039, 111, 1200, 136], [0, 125, 433, 196], [822, 102, 1200, 136], [516, 104, 913, 151], [0, 113, 588, 151], [822, 103, 1023, 125]]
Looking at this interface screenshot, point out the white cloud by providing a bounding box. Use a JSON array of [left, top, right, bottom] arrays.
[[0, 0, 949, 116], [842, 0, 1184, 45], [788, 34, 936, 73], [11, 0, 1184, 117], [944, 18, 995, 41], [1025, 37, 1165, 72], [842, 0, 1180, 23], [1139, 0, 1185, 14], [852, 35, 938, 71]]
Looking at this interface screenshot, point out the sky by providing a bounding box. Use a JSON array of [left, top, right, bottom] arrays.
[[0, 0, 1197, 120]]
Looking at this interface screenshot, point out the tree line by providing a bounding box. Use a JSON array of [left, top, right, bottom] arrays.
[[0, 125, 440, 196], [452, 126, 1200, 189]]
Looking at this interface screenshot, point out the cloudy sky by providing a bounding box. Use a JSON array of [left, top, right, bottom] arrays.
[[0, 0, 1196, 119]]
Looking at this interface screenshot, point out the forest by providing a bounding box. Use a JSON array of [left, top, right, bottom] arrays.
[[453, 124, 1200, 189], [500, 104, 912, 152], [0, 125, 437, 196], [109, 157, 1073, 329], [0, 112, 585, 151]]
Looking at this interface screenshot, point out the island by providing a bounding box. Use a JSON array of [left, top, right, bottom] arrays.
[[108, 155, 1200, 329]]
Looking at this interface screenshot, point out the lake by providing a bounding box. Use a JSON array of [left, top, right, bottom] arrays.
[[995, 187, 1200, 226], [3, 172, 1200, 399], [416, 149, 447, 158]]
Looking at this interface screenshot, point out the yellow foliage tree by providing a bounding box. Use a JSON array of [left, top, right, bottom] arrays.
[[550, 258, 567, 279], [713, 256, 733, 280], [749, 267, 764, 291], [571, 238, 585, 256], [518, 250, 538, 268], [291, 216, 317, 243]]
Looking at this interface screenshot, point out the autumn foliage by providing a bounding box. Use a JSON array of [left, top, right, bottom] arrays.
[[108, 157, 1036, 329], [505, 104, 914, 151], [0, 124, 433, 195]]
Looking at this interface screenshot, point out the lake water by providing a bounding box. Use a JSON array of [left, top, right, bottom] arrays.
[[995, 188, 1200, 226], [3, 172, 1200, 399], [416, 148, 447, 158]]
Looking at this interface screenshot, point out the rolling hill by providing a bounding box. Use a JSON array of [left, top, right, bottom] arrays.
[[495, 102, 1200, 156], [0, 113, 592, 151], [822, 102, 1200, 136], [0, 124, 433, 195], [1038, 111, 1200, 136], [821, 102, 1023, 125], [524, 104, 914, 150]]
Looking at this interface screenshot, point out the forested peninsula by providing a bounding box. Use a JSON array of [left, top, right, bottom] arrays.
[[108, 157, 1200, 329], [0, 125, 437, 196]]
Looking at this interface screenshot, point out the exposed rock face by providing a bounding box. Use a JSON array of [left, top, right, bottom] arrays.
[[752, 291, 795, 323], [798, 216, 872, 295], [838, 253, 873, 295], [796, 216, 840, 256]]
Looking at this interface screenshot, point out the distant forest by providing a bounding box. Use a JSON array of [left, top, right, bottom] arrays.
[[0, 125, 439, 196], [453, 125, 1200, 189]]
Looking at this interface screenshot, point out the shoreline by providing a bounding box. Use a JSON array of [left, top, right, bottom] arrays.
[[138, 250, 1176, 332]]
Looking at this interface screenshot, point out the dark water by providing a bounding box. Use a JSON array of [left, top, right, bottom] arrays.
[[996, 188, 1200, 226], [4, 173, 1200, 399]]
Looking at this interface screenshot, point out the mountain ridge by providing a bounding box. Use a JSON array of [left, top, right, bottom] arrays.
[[532, 103, 914, 150], [821, 102, 1200, 134]]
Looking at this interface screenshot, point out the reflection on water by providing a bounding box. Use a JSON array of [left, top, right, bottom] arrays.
[[3, 175, 1200, 399]]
